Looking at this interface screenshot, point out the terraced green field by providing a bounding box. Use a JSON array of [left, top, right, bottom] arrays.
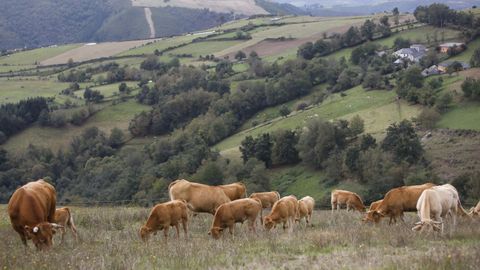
[[167, 40, 244, 58], [215, 86, 421, 152], [0, 44, 81, 66], [3, 100, 151, 154], [117, 34, 210, 56], [74, 82, 140, 99], [0, 79, 69, 104], [437, 102, 480, 130]]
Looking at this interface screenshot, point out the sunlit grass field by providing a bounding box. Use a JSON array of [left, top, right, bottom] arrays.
[[0, 205, 478, 269]]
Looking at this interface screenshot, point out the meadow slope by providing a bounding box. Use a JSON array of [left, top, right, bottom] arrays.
[[0, 206, 478, 269]]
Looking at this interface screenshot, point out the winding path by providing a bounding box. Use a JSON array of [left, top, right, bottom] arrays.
[[144, 7, 155, 39]]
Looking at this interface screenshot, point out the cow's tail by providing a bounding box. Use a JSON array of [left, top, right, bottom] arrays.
[[168, 180, 181, 200], [457, 199, 470, 217], [275, 191, 281, 201]]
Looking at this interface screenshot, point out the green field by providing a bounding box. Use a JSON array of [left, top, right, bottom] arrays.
[[0, 44, 81, 66], [437, 102, 480, 130], [0, 205, 478, 269], [74, 82, 139, 99], [0, 79, 69, 104], [449, 37, 480, 62], [3, 100, 151, 153], [215, 86, 416, 152], [167, 41, 244, 58], [118, 34, 210, 56]]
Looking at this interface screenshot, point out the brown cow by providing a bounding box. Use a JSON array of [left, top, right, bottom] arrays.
[[264, 195, 298, 232], [54, 207, 78, 242], [249, 191, 280, 224], [140, 200, 188, 242], [208, 198, 262, 239], [468, 201, 480, 217], [8, 179, 63, 250], [331, 190, 366, 212], [168, 179, 231, 214], [363, 183, 436, 224], [369, 199, 383, 211], [219, 182, 247, 201], [296, 196, 315, 226]]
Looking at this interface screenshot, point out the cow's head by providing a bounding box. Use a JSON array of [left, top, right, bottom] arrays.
[[412, 221, 442, 232], [24, 222, 63, 250], [140, 226, 153, 242], [208, 227, 223, 239], [263, 217, 275, 231], [362, 210, 384, 223]]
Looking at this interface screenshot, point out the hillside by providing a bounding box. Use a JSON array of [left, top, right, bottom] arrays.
[[0, 3, 479, 207]]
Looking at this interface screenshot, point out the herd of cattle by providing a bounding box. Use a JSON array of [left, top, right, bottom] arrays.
[[6, 179, 480, 251]]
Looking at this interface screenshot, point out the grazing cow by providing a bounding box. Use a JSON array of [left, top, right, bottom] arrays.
[[54, 207, 78, 242], [208, 198, 262, 239], [363, 183, 436, 224], [249, 191, 281, 224], [469, 201, 480, 217], [264, 195, 298, 232], [8, 179, 63, 250], [140, 200, 188, 242], [369, 199, 383, 211], [219, 182, 247, 201], [168, 179, 231, 214], [331, 190, 366, 212], [296, 196, 315, 226], [412, 184, 463, 233]]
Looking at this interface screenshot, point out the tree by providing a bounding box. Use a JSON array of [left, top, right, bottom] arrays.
[[360, 134, 377, 151], [393, 37, 411, 51], [279, 105, 291, 118], [362, 72, 384, 89], [272, 130, 299, 165], [415, 108, 441, 129], [118, 82, 128, 94], [254, 133, 273, 168], [360, 20, 376, 40], [435, 93, 452, 113], [298, 119, 340, 169], [235, 50, 247, 61], [470, 48, 480, 67], [240, 136, 256, 163], [381, 120, 423, 164], [393, 7, 400, 25], [193, 161, 224, 185], [349, 115, 365, 138], [215, 60, 234, 78], [461, 77, 480, 101], [379, 16, 390, 27], [108, 128, 124, 148], [140, 55, 159, 70]]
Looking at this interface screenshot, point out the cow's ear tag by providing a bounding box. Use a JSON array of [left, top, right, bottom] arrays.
[[33, 226, 39, 233]]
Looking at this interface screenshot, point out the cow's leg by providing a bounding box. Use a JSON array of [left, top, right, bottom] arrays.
[[282, 221, 287, 231], [174, 224, 180, 239], [182, 219, 188, 239], [260, 209, 264, 225], [337, 203, 341, 211], [163, 227, 169, 240], [61, 228, 66, 243], [331, 202, 336, 212]]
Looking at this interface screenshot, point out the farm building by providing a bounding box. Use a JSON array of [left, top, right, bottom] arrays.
[[393, 44, 427, 63], [438, 42, 466, 53], [437, 61, 470, 73], [422, 65, 440, 77]]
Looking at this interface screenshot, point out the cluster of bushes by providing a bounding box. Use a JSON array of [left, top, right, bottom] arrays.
[[38, 105, 96, 128], [0, 97, 49, 144], [240, 119, 430, 202], [297, 17, 391, 60], [461, 77, 480, 101]]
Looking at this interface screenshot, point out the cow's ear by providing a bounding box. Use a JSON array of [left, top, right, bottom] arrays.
[[50, 223, 63, 232]]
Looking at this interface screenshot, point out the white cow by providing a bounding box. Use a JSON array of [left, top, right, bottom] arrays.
[[412, 184, 463, 233]]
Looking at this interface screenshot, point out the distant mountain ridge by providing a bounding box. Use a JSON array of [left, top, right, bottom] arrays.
[[0, 0, 301, 50]]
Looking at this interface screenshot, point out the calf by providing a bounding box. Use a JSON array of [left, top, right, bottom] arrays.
[[369, 199, 383, 211], [296, 196, 315, 226], [140, 200, 188, 241], [219, 182, 247, 201], [249, 191, 280, 224], [209, 198, 262, 239], [264, 195, 298, 232], [331, 190, 366, 212], [54, 207, 78, 242]]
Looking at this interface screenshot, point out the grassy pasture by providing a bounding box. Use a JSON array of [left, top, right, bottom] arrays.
[[167, 41, 244, 58], [118, 34, 210, 56], [437, 102, 480, 131], [2, 100, 151, 154], [0, 79, 69, 104], [0, 44, 81, 66], [0, 205, 478, 269], [74, 82, 139, 99], [215, 86, 416, 152]]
